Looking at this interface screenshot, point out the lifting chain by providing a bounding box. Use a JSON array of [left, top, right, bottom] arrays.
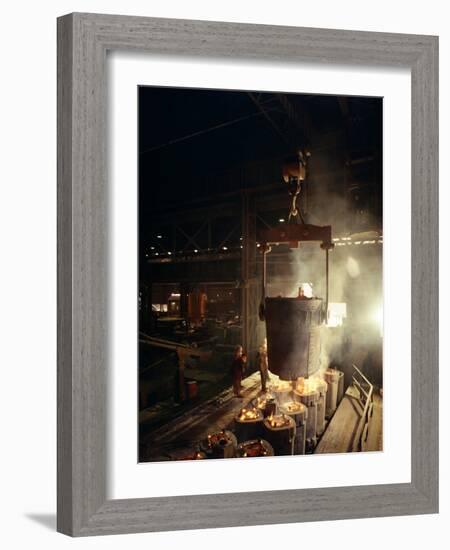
[[288, 179, 302, 224], [286, 151, 307, 224]]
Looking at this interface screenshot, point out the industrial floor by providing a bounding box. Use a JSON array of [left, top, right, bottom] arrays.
[[140, 371, 263, 461], [139, 372, 383, 462]]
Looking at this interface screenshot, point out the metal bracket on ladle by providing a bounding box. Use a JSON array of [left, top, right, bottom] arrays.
[[284, 149, 308, 225], [258, 225, 334, 322]]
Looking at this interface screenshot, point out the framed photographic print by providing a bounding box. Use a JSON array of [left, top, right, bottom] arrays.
[[57, 13, 438, 536]]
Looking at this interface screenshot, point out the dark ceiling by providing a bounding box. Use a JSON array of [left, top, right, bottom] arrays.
[[140, 87, 381, 199], [138, 86, 382, 249]]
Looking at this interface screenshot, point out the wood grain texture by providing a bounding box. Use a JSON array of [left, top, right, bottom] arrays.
[[57, 12, 439, 536], [57, 13, 74, 535], [410, 35, 439, 506]]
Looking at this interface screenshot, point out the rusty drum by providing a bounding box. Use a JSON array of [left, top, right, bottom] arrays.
[[315, 379, 328, 436], [237, 439, 274, 458], [262, 413, 296, 455], [280, 400, 308, 455], [294, 386, 319, 450], [234, 407, 264, 442], [324, 368, 341, 418], [200, 430, 238, 459]]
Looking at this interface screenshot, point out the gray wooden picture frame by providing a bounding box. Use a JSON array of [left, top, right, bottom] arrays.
[[57, 12, 438, 537]]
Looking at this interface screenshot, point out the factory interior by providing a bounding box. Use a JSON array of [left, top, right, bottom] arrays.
[[138, 86, 383, 462]]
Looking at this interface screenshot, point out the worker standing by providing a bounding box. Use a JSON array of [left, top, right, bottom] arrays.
[[231, 345, 246, 398], [257, 338, 270, 392]]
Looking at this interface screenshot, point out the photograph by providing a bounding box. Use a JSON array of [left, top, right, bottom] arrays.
[[0, 0, 442, 543], [138, 86, 383, 462]]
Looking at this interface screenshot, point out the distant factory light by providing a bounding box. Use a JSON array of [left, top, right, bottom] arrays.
[[145, 254, 149, 257], [150, 246, 155, 250], [157, 235, 162, 239], [154, 252, 159, 256], [332, 237, 340, 242], [341, 237, 351, 241], [256, 243, 261, 247], [167, 251, 172, 255], [279, 218, 285, 223], [354, 241, 361, 245], [194, 249, 198, 253], [222, 246, 228, 251]]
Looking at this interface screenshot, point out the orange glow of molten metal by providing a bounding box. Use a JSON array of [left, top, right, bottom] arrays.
[[240, 439, 270, 457], [296, 375, 324, 394], [254, 393, 275, 409], [283, 401, 303, 413], [238, 408, 261, 421], [206, 431, 229, 447], [267, 413, 291, 428]]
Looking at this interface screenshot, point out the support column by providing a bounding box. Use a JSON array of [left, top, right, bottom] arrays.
[[179, 282, 190, 329], [241, 192, 264, 364]]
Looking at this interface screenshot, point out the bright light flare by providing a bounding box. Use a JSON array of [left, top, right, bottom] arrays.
[[298, 282, 313, 298], [373, 304, 383, 337], [327, 302, 347, 327]]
